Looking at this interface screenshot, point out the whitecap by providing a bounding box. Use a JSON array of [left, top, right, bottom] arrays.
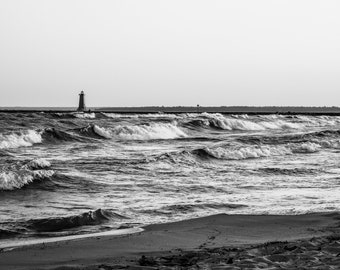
[[0, 169, 55, 190], [0, 130, 42, 149], [201, 113, 303, 131], [73, 113, 96, 119], [203, 145, 291, 160], [111, 123, 188, 140]]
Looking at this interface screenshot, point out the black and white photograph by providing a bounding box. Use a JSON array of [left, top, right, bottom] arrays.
[[1, 1, 340, 269]]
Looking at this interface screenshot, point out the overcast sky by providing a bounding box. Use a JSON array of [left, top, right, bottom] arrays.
[[1, 0, 340, 107]]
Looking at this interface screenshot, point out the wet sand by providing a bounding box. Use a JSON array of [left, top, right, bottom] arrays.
[[0, 213, 339, 269]]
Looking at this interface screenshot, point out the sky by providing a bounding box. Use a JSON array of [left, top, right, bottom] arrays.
[[1, 0, 340, 107]]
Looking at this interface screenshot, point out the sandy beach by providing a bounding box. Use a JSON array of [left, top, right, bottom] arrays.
[[0, 212, 339, 269]]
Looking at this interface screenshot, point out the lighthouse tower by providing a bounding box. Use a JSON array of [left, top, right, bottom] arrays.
[[77, 91, 86, 112]]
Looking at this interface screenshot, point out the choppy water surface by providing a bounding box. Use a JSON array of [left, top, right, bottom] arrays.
[[0, 112, 340, 242]]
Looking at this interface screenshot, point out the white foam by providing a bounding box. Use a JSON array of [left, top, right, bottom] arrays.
[[205, 145, 291, 160], [93, 123, 188, 140], [0, 169, 55, 190], [201, 113, 303, 131], [102, 113, 179, 119], [74, 113, 96, 119], [293, 142, 321, 153], [102, 113, 138, 119], [202, 140, 324, 160], [139, 113, 179, 119], [114, 123, 188, 140], [93, 125, 112, 139], [0, 130, 42, 149], [26, 158, 51, 170]]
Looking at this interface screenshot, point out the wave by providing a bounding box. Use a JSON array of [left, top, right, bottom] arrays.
[[145, 141, 322, 164], [102, 112, 180, 120], [239, 129, 340, 147], [113, 123, 188, 140], [192, 146, 290, 160], [0, 130, 42, 149], [50, 112, 96, 119], [73, 123, 188, 140], [80, 123, 188, 140], [0, 127, 101, 147], [49, 112, 73, 119], [25, 158, 51, 170], [41, 128, 86, 143], [292, 142, 321, 153], [190, 142, 321, 161], [73, 113, 96, 119], [0, 122, 188, 149], [74, 125, 110, 139], [184, 113, 303, 131], [0, 159, 54, 191], [50, 112, 179, 120], [0, 169, 55, 191], [27, 209, 127, 232], [95, 113, 136, 119]]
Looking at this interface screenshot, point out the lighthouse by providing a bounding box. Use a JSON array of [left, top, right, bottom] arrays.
[[77, 91, 86, 112]]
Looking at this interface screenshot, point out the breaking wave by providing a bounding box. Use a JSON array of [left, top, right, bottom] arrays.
[[82, 123, 188, 140], [102, 112, 180, 120], [190, 142, 321, 161], [27, 209, 127, 232], [50, 112, 96, 119], [25, 158, 51, 170], [0, 159, 54, 191], [73, 112, 96, 119], [146, 141, 324, 164], [0, 130, 42, 149], [293, 142, 321, 153], [41, 128, 85, 143], [0, 127, 94, 150], [111, 123, 188, 140], [186, 113, 304, 131], [74, 125, 110, 139], [0, 123, 189, 150], [192, 146, 291, 160]]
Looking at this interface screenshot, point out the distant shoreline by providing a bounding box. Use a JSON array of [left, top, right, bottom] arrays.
[[1, 106, 340, 115]]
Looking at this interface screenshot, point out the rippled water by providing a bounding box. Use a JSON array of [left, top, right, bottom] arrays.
[[0, 112, 340, 242]]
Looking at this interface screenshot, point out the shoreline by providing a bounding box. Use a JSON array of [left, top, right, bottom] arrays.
[[0, 212, 339, 269], [0, 227, 144, 250]]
